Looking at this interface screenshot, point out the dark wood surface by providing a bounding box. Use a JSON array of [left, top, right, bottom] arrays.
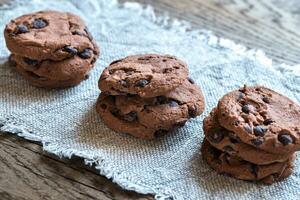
[[1, 0, 299, 199]]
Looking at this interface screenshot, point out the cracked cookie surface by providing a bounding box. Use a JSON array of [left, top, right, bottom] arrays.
[[96, 79, 205, 139], [98, 54, 189, 98], [204, 109, 290, 165], [201, 139, 295, 184], [4, 10, 99, 61], [217, 86, 300, 155]]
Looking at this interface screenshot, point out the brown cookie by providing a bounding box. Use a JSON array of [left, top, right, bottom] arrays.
[[96, 80, 205, 139], [98, 54, 189, 98], [11, 52, 97, 88], [201, 139, 295, 184], [4, 10, 99, 61], [204, 109, 290, 165], [217, 85, 300, 155]]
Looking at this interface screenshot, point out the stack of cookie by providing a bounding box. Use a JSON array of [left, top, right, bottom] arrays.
[[96, 54, 205, 139], [4, 10, 99, 88], [202, 85, 300, 184]]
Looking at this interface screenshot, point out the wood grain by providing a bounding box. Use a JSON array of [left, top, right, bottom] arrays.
[[0, 132, 152, 200], [121, 0, 300, 65], [1, 0, 299, 199]]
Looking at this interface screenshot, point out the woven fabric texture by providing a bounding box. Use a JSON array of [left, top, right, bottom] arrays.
[[0, 0, 299, 199]]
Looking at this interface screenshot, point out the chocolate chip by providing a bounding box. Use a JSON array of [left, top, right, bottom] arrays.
[[253, 126, 267, 137], [63, 45, 78, 55], [84, 74, 89, 80], [138, 55, 155, 61], [251, 138, 263, 146], [126, 71, 133, 76], [188, 77, 195, 84], [154, 129, 168, 138], [173, 120, 187, 128], [78, 49, 92, 59], [91, 57, 96, 64], [32, 19, 47, 29], [262, 97, 270, 103], [242, 104, 250, 113], [239, 85, 247, 93], [263, 119, 274, 125], [72, 30, 83, 35], [110, 59, 123, 66], [123, 111, 137, 122], [23, 57, 38, 65], [251, 164, 259, 178], [84, 27, 93, 40], [169, 101, 179, 107], [188, 107, 197, 118], [135, 79, 149, 87], [156, 96, 167, 104], [244, 124, 253, 134], [163, 68, 172, 73], [278, 134, 293, 146], [237, 92, 245, 101], [208, 130, 224, 143], [15, 24, 28, 34]]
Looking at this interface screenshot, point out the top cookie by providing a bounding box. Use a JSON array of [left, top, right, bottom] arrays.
[[4, 10, 99, 61], [217, 85, 300, 155], [98, 54, 189, 98]]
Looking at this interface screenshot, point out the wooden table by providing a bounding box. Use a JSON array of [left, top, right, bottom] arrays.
[[1, 0, 299, 199]]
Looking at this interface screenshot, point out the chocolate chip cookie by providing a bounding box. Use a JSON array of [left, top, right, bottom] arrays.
[[96, 79, 205, 139], [204, 109, 290, 165], [99, 54, 189, 98], [201, 139, 295, 184], [4, 10, 99, 61], [10, 52, 97, 88], [217, 86, 300, 155]]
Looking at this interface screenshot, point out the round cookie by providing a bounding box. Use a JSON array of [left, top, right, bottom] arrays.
[[204, 109, 290, 165], [217, 85, 300, 155], [98, 54, 189, 98], [96, 94, 157, 139], [11, 52, 97, 88], [201, 139, 295, 184], [96, 79, 205, 139], [4, 10, 99, 61]]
